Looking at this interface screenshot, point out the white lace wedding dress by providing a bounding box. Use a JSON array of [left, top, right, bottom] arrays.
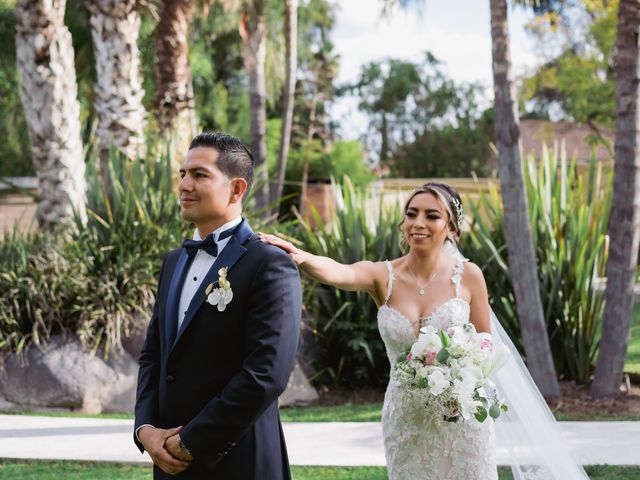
[[377, 258, 498, 480]]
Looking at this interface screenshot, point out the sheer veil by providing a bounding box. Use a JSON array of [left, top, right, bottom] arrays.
[[445, 242, 589, 479]]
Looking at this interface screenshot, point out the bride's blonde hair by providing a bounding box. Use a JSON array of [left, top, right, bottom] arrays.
[[398, 182, 464, 253]]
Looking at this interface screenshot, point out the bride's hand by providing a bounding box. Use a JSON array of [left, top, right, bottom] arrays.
[[258, 232, 308, 265]]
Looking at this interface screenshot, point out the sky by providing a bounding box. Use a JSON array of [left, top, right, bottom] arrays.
[[329, 0, 539, 139]]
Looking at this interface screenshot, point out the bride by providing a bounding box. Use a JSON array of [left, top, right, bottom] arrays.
[[259, 182, 588, 480]]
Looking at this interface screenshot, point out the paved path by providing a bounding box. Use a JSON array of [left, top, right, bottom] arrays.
[[0, 415, 638, 466]]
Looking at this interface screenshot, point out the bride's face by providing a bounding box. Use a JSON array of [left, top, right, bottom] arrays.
[[403, 192, 451, 250]]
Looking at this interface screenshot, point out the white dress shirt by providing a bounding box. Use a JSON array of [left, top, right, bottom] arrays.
[[177, 216, 242, 331]]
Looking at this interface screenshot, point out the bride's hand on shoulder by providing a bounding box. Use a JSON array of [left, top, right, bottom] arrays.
[[258, 231, 385, 296], [257, 232, 309, 265]]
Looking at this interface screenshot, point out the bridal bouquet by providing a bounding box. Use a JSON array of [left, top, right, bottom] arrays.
[[393, 323, 508, 423]]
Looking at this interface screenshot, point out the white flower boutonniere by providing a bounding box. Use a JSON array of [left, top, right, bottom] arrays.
[[205, 267, 233, 312]]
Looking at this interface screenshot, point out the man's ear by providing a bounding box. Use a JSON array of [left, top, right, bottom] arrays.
[[229, 177, 248, 204]]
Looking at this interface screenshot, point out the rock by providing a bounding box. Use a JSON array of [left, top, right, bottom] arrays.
[[0, 335, 138, 414], [121, 312, 148, 360], [101, 349, 138, 413], [279, 361, 319, 407]]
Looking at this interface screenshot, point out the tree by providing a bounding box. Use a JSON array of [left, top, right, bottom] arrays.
[[272, 0, 299, 210], [591, 0, 640, 398], [519, 0, 617, 141], [15, 0, 87, 228], [239, 0, 269, 212], [490, 0, 560, 399], [86, 0, 146, 177], [351, 58, 422, 163], [155, 0, 197, 164], [351, 54, 493, 177]]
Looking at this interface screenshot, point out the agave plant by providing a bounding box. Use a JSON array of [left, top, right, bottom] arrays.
[[290, 177, 403, 386], [462, 147, 611, 383]]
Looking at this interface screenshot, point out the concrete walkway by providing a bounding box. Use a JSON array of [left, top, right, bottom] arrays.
[[0, 415, 638, 466]]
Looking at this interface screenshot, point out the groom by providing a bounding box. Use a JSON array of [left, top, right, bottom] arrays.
[[134, 132, 302, 479]]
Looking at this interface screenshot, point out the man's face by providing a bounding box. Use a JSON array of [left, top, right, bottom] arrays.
[[178, 147, 233, 227]]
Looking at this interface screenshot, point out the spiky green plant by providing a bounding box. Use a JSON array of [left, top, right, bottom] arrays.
[[462, 147, 611, 383], [291, 178, 403, 386]]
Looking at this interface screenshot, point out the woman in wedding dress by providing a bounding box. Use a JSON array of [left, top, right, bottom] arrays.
[[259, 182, 589, 480]]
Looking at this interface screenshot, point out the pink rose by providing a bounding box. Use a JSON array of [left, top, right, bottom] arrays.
[[424, 351, 437, 365]]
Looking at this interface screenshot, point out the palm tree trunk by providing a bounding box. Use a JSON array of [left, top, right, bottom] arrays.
[[155, 0, 197, 167], [591, 0, 640, 398], [272, 0, 299, 212], [490, 0, 560, 399], [86, 0, 146, 178], [15, 0, 87, 229], [240, 2, 269, 212]]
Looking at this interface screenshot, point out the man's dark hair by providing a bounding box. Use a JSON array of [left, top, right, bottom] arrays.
[[189, 132, 254, 195]]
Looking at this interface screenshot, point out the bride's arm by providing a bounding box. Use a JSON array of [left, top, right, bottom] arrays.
[[463, 262, 491, 334], [258, 232, 383, 294]]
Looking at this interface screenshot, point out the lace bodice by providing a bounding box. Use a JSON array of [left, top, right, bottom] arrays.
[[376, 258, 497, 480]]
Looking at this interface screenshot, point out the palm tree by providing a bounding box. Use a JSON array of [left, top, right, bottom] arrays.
[[239, 0, 269, 212], [490, 0, 559, 399], [591, 0, 640, 398], [272, 0, 299, 211], [15, 0, 87, 229], [155, 0, 197, 165], [86, 0, 146, 176]]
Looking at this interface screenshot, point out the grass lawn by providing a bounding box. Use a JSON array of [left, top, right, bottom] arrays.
[[280, 403, 382, 422], [624, 304, 640, 374], [8, 400, 640, 422], [1, 461, 640, 479]]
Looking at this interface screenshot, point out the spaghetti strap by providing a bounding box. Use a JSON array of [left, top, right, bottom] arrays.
[[384, 260, 394, 305], [451, 257, 467, 298]]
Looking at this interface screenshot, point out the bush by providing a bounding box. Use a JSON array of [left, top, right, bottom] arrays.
[[290, 178, 402, 387], [461, 149, 611, 383], [0, 148, 187, 357]]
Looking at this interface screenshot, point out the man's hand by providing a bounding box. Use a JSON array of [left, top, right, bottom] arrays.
[[165, 433, 194, 462], [139, 425, 191, 475]]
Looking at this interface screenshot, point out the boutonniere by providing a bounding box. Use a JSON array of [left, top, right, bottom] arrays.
[[205, 267, 233, 312]]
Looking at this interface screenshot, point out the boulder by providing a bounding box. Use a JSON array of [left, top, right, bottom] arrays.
[[0, 335, 138, 414], [279, 361, 319, 407]]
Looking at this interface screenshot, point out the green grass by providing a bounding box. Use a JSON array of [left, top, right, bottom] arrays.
[[2, 411, 134, 420], [6, 399, 640, 423], [554, 411, 640, 421], [1, 461, 639, 479], [624, 304, 640, 374], [279, 403, 383, 422]]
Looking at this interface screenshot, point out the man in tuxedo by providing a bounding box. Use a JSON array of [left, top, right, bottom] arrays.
[[134, 132, 302, 479]]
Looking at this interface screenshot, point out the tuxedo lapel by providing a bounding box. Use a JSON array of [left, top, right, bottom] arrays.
[[170, 220, 254, 351], [164, 250, 190, 350]]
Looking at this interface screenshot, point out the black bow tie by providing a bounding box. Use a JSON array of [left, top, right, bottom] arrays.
[[182, 226, 236, 259]]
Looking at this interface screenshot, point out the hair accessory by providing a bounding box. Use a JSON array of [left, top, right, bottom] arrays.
[[451, 197, 464, 231]]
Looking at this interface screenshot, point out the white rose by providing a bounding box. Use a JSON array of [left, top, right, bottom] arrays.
[[427, 368, 450, 396], [411, 326, 442, 358]]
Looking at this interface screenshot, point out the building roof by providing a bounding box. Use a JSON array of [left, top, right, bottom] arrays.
[[519, 119, 614, 164]]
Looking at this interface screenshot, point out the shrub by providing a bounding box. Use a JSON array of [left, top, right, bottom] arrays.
[[0, 148, 186, 357], [290, 178, 402, 387], [461, 148, 611, 383]]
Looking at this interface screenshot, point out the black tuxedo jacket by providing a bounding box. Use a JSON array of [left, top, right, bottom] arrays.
[[134, 219, 302, 479]]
